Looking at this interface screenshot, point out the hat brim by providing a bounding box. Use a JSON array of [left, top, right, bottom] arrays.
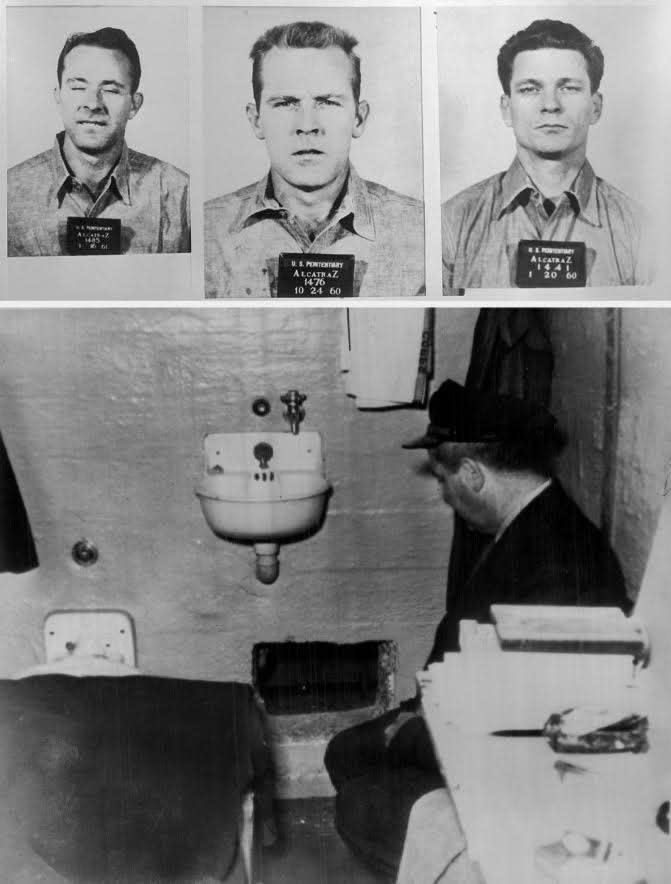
[[401, 428, 445, 450]]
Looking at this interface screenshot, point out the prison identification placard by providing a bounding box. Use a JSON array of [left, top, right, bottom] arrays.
[[276, 253, 355, 297], [516, 240, 586, 288], [66, 217, 122, 255]]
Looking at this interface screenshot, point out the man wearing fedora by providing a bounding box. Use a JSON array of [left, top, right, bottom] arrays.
[[324, 379, 629, 877]]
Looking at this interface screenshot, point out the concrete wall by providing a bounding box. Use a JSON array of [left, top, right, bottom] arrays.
[[614, 310, 671, 601], [549, 308, 671, 604], [548, 309, 608, 529], [0, 307, 476, 699]]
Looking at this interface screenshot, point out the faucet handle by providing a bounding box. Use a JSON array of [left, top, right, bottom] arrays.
[[280, 390, 307, 406], [280, 390, 307, 434]]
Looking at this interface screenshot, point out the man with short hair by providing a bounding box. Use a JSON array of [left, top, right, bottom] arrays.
[[442, 19, 653, 292], [8, 27, 190, 256], [325, 379, 629, 876], [205, 20, 425, 298]]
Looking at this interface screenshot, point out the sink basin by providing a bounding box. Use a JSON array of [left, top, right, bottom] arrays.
[[195, 469, 331, 541], [195, 431, 331, 544]]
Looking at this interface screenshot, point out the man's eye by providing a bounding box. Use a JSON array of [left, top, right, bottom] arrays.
[[103, 88, 121, 94], [317, 98, 341, 107], [518, 86, 539, 94], [272, 100, 295, 109], [70, 86, 86, 92], [561, 85, 582, 93]]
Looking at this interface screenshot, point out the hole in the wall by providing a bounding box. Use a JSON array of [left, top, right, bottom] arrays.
[[253, 640, 397, 715]]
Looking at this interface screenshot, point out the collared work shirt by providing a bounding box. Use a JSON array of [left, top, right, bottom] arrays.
[[8, 134, 191, 256], [442, 158, 654, 293], [204, 167, 425, 297]]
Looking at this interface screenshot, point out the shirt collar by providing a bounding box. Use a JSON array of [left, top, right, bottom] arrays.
[[50, 132, 131, 207], [498, 157, 599, 226], [111, 143, 132, 205], [236, 164, 376, 241]]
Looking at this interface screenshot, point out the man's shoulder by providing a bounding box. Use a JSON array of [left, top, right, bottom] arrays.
[[593, 174, 644, 223], [8, 148, 53, 187], [534, 481, 627, 599], [206, 182, 258, 213], [360, 178, 423, 214], [204, 182, 260, 236], [502, 481, 608, 565], [525, 481, 606, 545], [442, 171, 506, 219], [126, 148, 189, 187], [526, 480, 583, 518]]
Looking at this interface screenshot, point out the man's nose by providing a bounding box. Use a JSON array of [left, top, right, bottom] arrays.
[[80, 87, 105, 111], [295, 102, 322, 134], [540, 88, 562, 112]]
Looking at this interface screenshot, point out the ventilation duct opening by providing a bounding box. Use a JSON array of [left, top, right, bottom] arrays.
[[253, 641, 396, 715]]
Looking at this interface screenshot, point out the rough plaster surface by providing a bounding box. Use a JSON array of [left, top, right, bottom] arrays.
[[615, 310, 671, 599], [548, 309, 608, 529], [0, 307, 476, 698], [273, 739, 335, 799], [548, 308, 671, 602]]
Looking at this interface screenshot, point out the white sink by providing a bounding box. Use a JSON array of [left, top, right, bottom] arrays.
[[196, 468, 331, 541], [195, 432, 331, 582]]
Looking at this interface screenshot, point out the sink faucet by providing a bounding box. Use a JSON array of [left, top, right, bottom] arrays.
[[281, 390, 307, 435]]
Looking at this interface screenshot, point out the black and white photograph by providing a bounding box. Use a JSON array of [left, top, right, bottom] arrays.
[[0, 306, 670, 882], [203, 7, 425, 299], [6, 5, 191, 258], [1, 0, 671, 882], [438, 6, 663, 294]]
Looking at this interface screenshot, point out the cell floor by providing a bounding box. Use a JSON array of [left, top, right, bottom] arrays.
[[257, 797, 393, 884]]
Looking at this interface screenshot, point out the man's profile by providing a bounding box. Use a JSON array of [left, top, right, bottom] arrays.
[[204, 21, 425, 298], [442, 19, 653, 292], [8, 27, 190, 257]]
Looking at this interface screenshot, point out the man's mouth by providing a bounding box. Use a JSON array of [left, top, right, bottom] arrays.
[[536, 124, 568, 131], [77, 120, 107, 127], [292, 149, 324, 156]]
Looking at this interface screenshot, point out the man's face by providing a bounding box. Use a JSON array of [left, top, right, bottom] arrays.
[[55, 44, 143, 155], [500, 48, 602, 160], [246, 46, 369, 191], [429, 448, 493, 532], [429, 453, 470, 514]]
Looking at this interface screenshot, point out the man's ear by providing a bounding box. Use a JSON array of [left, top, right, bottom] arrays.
[[500, 93, 512, 128], [590, 91, 603, 125], [352, 100, 369, 139], [458, 458, 485, 493], [246, 102, 265, 140], [128, 92, 144, 120]]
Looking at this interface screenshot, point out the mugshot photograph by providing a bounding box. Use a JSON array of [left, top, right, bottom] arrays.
[[6, 6, 191, 258], [203, 8, 425, 299], [438, 7, 661, 294]]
